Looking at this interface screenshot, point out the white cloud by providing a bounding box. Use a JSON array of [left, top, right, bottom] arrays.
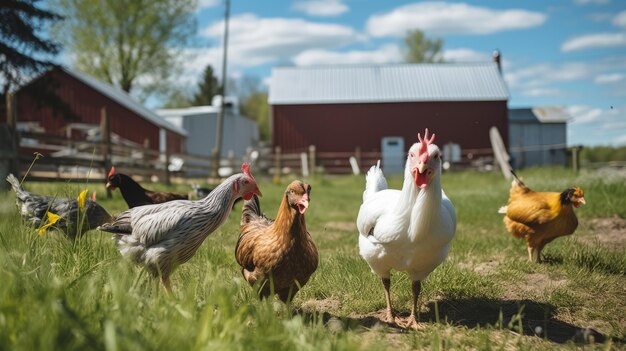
[[612, 11, 626, 28], [293, 44, 402, 66], [522, 88, 564, 97], [443, 48, 492, 62], [504, 62, 593, 89], [200, 13, 362, 68], [561, 32, 626, 52], [567, 105, 604, 124], [614, 134, 626, 145], [595, 73, 625, 83], [291, 0, 349, 17], [198, 0, 220, 10], [567, 105, 626, 146], [573, 0, 610, 5], [366, 2, 547, 37]]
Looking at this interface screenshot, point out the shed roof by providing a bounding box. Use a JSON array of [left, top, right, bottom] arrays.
[[509, 107, 570, 124], [269, 63, 509, 105], [62, 68, 187, 136]]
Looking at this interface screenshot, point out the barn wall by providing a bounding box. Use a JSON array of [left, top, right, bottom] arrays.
[[14, 69, 182, 153], [272, 101, 508, 153]]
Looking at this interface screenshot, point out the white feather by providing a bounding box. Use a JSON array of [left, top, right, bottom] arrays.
[[362, 160, 388, 202]]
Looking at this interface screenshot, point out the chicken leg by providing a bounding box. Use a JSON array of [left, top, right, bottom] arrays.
[[381, 277, 395, 324], [407, 280, 425, 330], [161, 276, 173, 294]]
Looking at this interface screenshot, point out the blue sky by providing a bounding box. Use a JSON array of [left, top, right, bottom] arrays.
[[176, 0, 626, 146]]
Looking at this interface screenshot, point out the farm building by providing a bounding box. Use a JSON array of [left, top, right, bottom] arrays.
[[269, 62, 509, 172], [9, 67, 186, 154], [157, 97, 259, 176], [508, 107, 570, 169]]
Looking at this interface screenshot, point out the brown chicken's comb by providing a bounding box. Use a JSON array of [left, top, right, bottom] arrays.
[[108, 166, 116, 178], [417, 128, 436, 161]]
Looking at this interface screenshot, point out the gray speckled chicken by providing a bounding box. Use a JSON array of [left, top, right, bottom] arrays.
[[98, 163, 262, 292], [6, 174, 112, 239]]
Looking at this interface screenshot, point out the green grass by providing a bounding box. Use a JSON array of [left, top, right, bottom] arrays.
[[0, 167, 624, 350]]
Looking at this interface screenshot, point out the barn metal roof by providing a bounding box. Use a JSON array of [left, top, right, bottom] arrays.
[[62, 68, 188, 136], [509, 107, 570, 124], [269, 63, 509, 105]]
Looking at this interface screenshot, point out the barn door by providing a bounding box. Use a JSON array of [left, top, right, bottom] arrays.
[[381, 136, 405, 173]]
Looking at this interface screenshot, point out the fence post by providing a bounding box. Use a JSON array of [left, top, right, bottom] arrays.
[[100, 107, 112, 198], [164, 150, 171, 185], [308, 145, 316, 178], [273, 146, 281, 183], [571, 145, 582, 173], [355, 146, 361, 173]]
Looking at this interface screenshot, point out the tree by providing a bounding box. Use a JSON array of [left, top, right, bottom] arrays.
[[192, 64, 219, 106], [0, 0, 61, 95], [53, 0, 196, 98], [240, 91, 270, 141], [404, 29, 444, 63]]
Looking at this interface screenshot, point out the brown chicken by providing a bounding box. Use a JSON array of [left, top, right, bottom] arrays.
[[235, 180, 318, 303], [499, 170, 586, 262]]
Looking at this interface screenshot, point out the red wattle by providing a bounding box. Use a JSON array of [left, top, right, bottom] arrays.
[[415, 170, 428, 189]]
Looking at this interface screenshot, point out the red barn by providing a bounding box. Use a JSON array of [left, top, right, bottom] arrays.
[[12, 67, 186, 153], [269, 62, 509, 170]]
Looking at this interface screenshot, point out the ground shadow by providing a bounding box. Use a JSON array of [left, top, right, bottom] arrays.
[[296, 297, 624, 345]]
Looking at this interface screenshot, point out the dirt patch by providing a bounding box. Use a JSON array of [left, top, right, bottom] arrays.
[[503, 273, 567, 300], [300, 297, 341, 313], [459, 259, 501, 275], [578, 216, 626, 249]]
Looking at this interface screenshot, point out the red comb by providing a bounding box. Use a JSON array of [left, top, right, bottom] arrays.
[[417, 128, 436, 161], [108, 166, 116, 178], [241, 163, 252, 178]]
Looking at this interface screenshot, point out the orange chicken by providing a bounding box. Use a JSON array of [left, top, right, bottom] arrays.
[[499, 171, 586, 262], [236, 180, 318, 302]]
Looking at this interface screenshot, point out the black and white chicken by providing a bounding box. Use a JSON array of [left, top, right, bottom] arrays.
[[6, 174, 112, 239]]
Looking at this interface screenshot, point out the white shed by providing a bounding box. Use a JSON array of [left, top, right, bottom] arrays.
[[157, 97, 259, 175], [508, 107, 570, 169]]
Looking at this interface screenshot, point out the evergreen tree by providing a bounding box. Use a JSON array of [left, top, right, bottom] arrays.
[[0, 0, 61, 95], [192, 65, 219, 106]]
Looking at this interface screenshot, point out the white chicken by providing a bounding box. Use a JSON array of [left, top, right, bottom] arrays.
[[357, 129, 456, 329]]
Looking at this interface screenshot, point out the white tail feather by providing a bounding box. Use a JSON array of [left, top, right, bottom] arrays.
[[363, 160, 388, 202], [498, 206, 507, 214]]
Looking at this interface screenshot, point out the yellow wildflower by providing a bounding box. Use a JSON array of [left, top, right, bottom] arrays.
[[37, 211, 62, 235], [77, 189, 88, 210]]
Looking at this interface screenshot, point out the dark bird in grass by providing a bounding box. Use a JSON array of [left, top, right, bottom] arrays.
[[499, 169, 586, 263], [236, 180, 318, 303], [106, 166, 188, 208], [98, 163, 262, 292], [188, 184, 213, 200], [6, 174, 112, 239]]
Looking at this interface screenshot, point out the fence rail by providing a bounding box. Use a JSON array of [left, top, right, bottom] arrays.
[[10, 132, 506, 184]]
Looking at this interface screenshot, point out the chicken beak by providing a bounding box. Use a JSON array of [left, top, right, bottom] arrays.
[[413, 164, 429, 189], [417, 162, 427, 174], [254, 187, 263, 197], [105, 182, 115, 190], [579, 197, 586, 205], [297, 194, 309, 214]]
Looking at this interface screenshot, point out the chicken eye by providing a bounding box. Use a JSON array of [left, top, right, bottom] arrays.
[[409, 152, 415, 158], [243, 180, 249, 185]]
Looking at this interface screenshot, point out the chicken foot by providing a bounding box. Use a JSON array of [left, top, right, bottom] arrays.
[[407, 280, 426, 330]]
